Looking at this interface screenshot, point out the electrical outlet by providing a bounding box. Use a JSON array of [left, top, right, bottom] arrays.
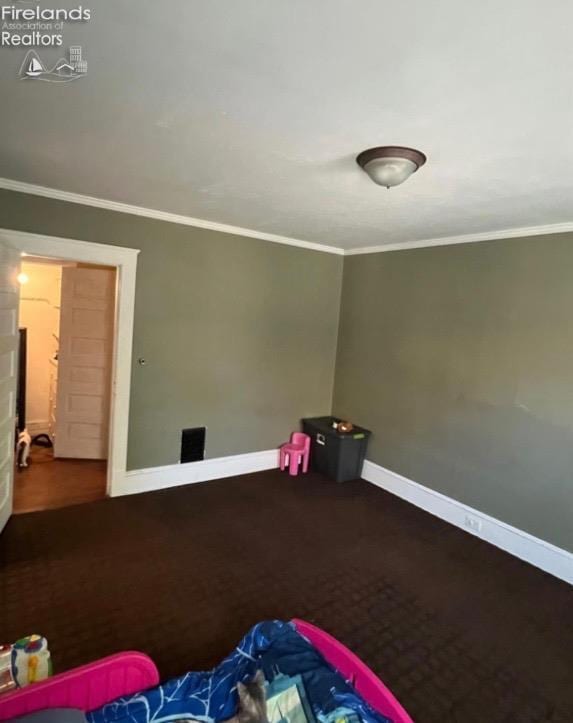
[[464, 515, 482, 533]]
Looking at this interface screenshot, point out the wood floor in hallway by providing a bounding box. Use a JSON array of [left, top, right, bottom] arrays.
[[13, 445, 107, 513]]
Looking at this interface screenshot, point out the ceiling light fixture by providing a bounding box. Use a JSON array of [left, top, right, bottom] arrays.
[[356, 146, 427, 189], [17, 272, 29, 285]]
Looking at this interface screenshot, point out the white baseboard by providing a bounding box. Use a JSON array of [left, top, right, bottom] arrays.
[[26, 420, 49, 436], [116, 448, 279, 497], [362, 460, 573, 586]]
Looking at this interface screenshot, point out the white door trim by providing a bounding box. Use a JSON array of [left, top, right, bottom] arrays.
[[0, 228, 139, 497]]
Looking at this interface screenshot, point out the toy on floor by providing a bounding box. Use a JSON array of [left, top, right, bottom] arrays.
[[0, 635, 51, 695], [279, 433, 311, 476]]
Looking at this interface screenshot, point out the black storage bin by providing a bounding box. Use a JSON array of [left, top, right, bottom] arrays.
[[302, 416, 371, 482]]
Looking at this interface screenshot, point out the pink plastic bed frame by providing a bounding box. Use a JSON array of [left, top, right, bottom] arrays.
[[0, 651, 159, 721], [293, 620, 413, 723], [0, 622, 413, 723]]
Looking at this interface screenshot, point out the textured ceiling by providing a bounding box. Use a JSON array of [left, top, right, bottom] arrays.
[[1, 0, 573, 250]]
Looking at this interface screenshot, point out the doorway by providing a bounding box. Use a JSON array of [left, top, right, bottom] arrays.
[[15, 257, 115, 513], [0, 228, 138, 534]]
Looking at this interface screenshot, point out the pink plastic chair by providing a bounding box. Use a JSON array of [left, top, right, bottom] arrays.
[[279, 432, 311, 476]]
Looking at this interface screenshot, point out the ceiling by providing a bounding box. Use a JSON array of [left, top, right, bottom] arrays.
[[1, 0, 573, 252]]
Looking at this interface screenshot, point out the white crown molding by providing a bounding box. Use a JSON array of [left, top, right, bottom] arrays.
[[362, 459, 573, 586], [0, 177, 345, 256], [344, 222, 573, 255], [117, 448, 279, 497], [3, 177, 573, 257]]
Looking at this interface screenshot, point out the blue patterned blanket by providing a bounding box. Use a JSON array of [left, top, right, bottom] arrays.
[[87, 620, 392, 723]]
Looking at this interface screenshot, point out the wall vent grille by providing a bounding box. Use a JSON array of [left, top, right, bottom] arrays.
[[181, 427, 206, 463]]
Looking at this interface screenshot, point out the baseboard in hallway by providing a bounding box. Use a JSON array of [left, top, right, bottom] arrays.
[[26, 420, 49, 436]]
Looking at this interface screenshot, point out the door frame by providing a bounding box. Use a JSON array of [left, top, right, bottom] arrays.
[[0, 228, 139, 497]]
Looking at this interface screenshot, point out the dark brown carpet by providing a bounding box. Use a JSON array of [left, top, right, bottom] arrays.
[[1, 470, 572, 722]]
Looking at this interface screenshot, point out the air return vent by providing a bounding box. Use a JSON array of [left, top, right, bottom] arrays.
[[181, 427, 206, 463]]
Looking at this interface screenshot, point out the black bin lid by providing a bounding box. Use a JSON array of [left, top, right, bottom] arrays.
[[302, 416, 371, 438]]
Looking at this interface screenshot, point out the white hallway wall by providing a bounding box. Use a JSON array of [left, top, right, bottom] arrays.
[[18, 261, 62, 434]]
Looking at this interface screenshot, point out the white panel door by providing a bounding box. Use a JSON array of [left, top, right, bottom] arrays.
[[0, 238, 20, 534], [55, 267, 115, 459]]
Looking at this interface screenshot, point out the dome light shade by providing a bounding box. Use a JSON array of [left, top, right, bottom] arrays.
[[357, 146, 427, 188]]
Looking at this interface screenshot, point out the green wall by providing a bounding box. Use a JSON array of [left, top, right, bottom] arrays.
[[0, 189, 343, 470], [3, 187, 572, 551], [333, 235, 573, 551]]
